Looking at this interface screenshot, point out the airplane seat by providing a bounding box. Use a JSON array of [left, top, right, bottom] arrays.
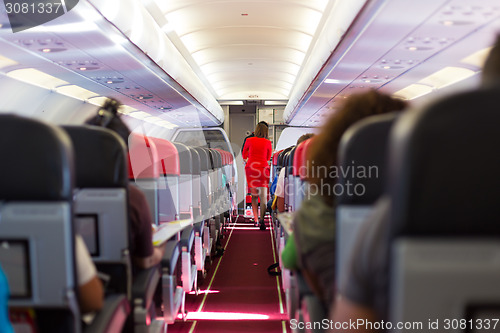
[[286, 146, 297, 211], [0, 115, 128, 333], [186, 147, 207, 274], [160, 240, 184, 324], [336, 113, 399, 284], [179, 226, 198, 293], [128, 134, 161, 225], [387, 87, 500, 328], [63, 125, 131, 297], [284, 147, 296, 212], [272, 149, 283, 181], [173, 143, 194, 220], [292, 141, 306, 211], [193, 147, 210, 219], [282, 150, 291, 212], [189, 148, 202, 221], [296, 138, 314, 215], [214, 148, 231, 216], [147, 137, 180, 223], [64, 126, 164, 333], [212, 149, 225, 233], [193, 147, 212, 261]]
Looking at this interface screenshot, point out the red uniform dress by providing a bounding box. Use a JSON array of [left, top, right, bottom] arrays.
[[242, 137, 272, 188]]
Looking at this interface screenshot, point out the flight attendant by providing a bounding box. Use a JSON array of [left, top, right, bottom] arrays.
[[242, 122, 272, 230]]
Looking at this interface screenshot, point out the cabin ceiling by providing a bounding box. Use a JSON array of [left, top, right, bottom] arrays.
[[147, 0, 333, 101], [0, 0, 499, 128]]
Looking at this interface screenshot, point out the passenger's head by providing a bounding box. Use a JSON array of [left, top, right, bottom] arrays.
[[297, 133, 314, 145], [254, 122, 269, 139], [307, 90, 408, 204], [85, 98, 131, 147], [481, 35, 500, 88]]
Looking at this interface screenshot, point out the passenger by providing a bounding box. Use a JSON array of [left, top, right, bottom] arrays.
[[85, 98, 166, 270], [281, 90, 407, 310], [0, 266, 13, 333], [76, 235, 104, 314], [329, 34, 500, 333], [241, 121, 268, 154], [274, 133, 314, 213], [242, 122, 272, 230]]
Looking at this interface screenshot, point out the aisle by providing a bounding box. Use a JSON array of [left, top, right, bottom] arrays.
[[168, 217, 290, 333]]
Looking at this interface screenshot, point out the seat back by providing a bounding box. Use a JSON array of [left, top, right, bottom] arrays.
[[0, 115, 79, 333], [284, 147, 296, 211], [174, 142, 194, 219], [148, 137, 180, 223], [63, 125, 131, 297], [335, 113, 398, 284], [193, 147, 210, 219], [128, 133, 161, 225], [190, 147, 202, 221], [387, 88, 500, 326]]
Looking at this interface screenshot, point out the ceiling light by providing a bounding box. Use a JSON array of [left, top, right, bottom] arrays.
[[264, 101, 287, 106], [461, 47, 492, 68], [219, 101, 244, 105], [419, 66, 476, 89], [7, 68, 68, 89], [128, 111, 151, 120], [119, 106, 137, 115], [393, 84, 433, 100], [56, 85, 100, 100], [324, 79, 342, 84], [0, 55, 18, 69], [88, 96, 111, 106]]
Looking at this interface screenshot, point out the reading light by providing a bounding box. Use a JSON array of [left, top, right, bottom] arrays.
[[419, 66, 476, 89], [56, 85, 100, 100], [324, 79, 342, 84], [394, 84, 433, 100], [7, 68, 68, 89]]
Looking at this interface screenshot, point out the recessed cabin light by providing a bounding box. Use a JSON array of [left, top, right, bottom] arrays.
[[324, 79, 341, 84]]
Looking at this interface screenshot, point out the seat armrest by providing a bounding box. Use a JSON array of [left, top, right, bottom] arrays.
[[132, 266, 161, 310], [162, 240, 180, 274], [83, 294, 130, 333]]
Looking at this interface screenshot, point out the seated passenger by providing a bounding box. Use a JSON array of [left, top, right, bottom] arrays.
[[281, 90, 407, 310], [274, 133, 314, 213], [329, 34, 500, 333], [85, 98, 166, 270], [0, 266, 13, 333], [76, 235, 104, 313]]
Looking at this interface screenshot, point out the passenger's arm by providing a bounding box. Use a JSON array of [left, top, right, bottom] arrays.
[[133, 244, 166, 269], [79, 276, 104, 314], [75, 235, 104, 313], [329, 296, 377, 333]]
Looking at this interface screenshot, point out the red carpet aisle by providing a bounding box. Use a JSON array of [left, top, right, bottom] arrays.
[[168, 217, 290, 333]]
